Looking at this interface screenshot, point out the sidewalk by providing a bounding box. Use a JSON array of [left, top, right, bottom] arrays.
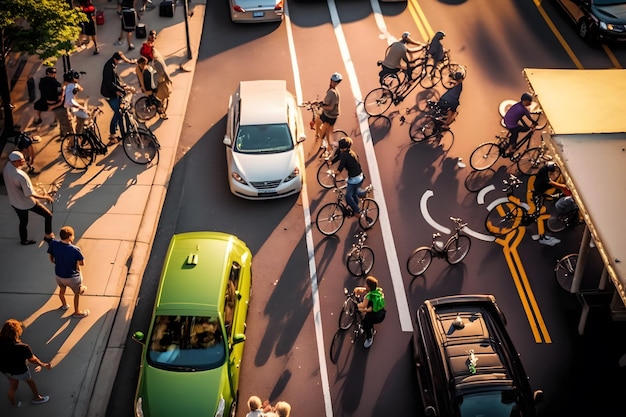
[[0, 2, 205, 416]]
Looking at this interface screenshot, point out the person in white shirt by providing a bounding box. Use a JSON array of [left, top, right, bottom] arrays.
[[63, 71, 89, 134]]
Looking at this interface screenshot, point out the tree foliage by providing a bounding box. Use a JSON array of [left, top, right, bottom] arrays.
[[1, 0, 87, 60]]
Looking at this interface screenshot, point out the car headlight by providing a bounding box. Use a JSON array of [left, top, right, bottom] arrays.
[[231, 172, 248, 185], [283, 167, 300, 183], [135, 397, 144, 417], [214, 396, 226, 417]]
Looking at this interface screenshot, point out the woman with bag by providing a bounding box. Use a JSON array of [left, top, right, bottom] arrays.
[[136, 57, 168, 119], [74, 0, 99, 55]]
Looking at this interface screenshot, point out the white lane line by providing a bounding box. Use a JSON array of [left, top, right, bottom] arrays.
[[421, 190, 495, 242], [327, 0, 412, 332], [370, 0, 396, 44], [477, 184, 495, 205], [285, 3, 334, 417]]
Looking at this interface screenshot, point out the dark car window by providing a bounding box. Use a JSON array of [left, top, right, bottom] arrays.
[[148, 315, 226, 371], [235, 123, 294, 154], [459, 390, 521, 417], [595, 0, 626, 5]]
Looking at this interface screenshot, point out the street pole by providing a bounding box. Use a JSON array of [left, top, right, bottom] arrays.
[[0, 28, 17, 143], [183, 0, 192, 59]]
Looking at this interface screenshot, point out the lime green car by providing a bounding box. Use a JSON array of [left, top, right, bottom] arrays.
[[133, 232, 252, 417]]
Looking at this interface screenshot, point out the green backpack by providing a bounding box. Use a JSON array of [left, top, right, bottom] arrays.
[[366, 288, 385, 312]]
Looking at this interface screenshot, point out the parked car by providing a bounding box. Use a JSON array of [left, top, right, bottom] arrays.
[[412, 294, 544, 417], [229, 0, 284, 22], [552, 0, 626, 43], [133, 232, 252, 417], [223, 80, 306, 200]]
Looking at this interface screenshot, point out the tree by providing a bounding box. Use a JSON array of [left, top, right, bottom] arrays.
[[1, 0, 85, 140]]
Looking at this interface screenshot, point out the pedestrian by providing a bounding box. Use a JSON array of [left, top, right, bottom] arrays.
[[32, 67, 72, 135], [318, 72, 342, 150], [356, 275, 386, 348], [47, 226, 89, 318], [140, 29, 173, 105], [16, 131, 39, 174], [2, 151, 54, 246], [274, 401, 292, 417], [0, 319, 51, 407], [63, 70, 89, 134], [74, 0, 99, 55], [136, 57, 168, 119], [101, 51, 136, 146], [115, 0, 137, 51]]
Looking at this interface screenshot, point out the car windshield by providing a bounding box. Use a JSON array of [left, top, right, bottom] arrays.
[[235, 123, 294, 154], [459, 390, 522, 417], [148, 315, 226, 371], [595, 0, 626, 5]]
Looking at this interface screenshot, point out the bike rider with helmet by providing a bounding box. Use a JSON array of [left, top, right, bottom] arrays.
[[529, 161, 562, 246], [427, 30, 446, 66], [318, 72, 343, 151], [503, 92, 537, 156], [355, 276, 386, 349], [331, 137, 368, 216], [379, 31, 424, 84], [436, 71, 464, 128]]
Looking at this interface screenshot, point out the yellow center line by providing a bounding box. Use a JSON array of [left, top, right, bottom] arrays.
[[407, 0, 433, 41], [602, 44, 623, 69]]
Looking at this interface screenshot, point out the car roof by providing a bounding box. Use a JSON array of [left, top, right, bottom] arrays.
[[156, 231, 251, 314], [239, 80, 288, 126], [423, 295, 515, 392]]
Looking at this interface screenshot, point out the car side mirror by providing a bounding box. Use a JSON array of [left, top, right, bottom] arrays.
[[533, 390, 544, 404], [233, 334, 246, 345], [223, 136, 232, 146], [297, 134, 306, 143], [132, 331, 145, 345]]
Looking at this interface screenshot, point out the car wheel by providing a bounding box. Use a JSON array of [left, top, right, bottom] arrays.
[[577, 19, 593, 41]]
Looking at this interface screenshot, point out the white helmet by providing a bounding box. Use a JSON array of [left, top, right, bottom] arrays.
[[330, 72, 343, 82]]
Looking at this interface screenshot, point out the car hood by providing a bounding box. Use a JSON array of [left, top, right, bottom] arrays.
[[594, 3, 626, 22], [139, 365, 227, 417], [233, 151, 298, 182]]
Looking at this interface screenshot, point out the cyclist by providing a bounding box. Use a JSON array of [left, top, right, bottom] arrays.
[[355, 276, 386, 348], [436, 71, 464, 128], [318, 72, 343, 151], [426, 30, 446, 66], [378, 31, 424, 84], [331, 137, 367, 217], [528, 164, 561, 246], [503, 92, 537, 157], [534, 162, 567, 197]]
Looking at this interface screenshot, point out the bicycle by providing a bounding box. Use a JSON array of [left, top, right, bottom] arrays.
[[498, 98, 547, 130], [469, 128, 538, 172], [346, 231, 374, 277], [420, 49, 467, 90], [408, 99, 454, 149], [555, 254, 578, 291], [547, 200, 582, 233], [338, 288, 365, 338], [484, 174, 549, 238], [134, 94, 169, 122], [315, 184, 379, 236], [119, 91, 161, 164], [316, 152, 347, 189], [60, 103, 108, 170], [301, 100, 347, 152], [34, 181, 61, 213], [406, 217, 471, 276]]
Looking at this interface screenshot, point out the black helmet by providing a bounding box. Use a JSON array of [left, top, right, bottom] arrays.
[[451, 71, 463, 81], [64, 70, 80, 83], [546, 162, 557, 172], [435, 30, 445, 39], [521, 92, 533, 102], [338, 137, 352, 149]]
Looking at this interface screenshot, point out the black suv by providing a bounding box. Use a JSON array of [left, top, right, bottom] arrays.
[[552, 0, 626, 43], [412, 294, 544, 417]]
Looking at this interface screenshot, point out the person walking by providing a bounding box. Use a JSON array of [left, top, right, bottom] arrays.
[[318, 72, 342, 151], [47, 226, 89, 318], [32, 67, 71, 135], [75, 0, 99, 55], [140, 29, 173, 106], [0, 319, 51, 407], [2, 151, 54, 246], [114, 0, 137, 50], [101, 51, 136, 145]]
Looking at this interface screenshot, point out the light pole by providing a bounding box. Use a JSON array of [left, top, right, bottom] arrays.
[[182, 0, 192, 60]]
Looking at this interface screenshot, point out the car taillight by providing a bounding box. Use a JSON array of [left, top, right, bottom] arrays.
[[275, 1, 283, 10], [233, 5, 245, 12]]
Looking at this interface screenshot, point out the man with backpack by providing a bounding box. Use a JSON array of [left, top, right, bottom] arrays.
[[356, 276, 386, 348]]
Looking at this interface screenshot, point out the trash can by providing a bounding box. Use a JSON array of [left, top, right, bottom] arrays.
[[136, 23, 147, 39]]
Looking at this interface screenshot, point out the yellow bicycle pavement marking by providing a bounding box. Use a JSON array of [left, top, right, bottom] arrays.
[[407, 0, 433, 41]]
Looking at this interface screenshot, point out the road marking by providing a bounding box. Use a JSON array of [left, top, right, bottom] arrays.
[[284, 3, 334, 417], [327, 0, 413, 332], [533, 0, 583, 69], [407, 0, 433, 41], [477, 184, 495, 205]]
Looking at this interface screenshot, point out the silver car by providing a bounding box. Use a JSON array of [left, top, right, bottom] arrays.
[[223, 80, 306, 200], [229, 0, 284, 23]]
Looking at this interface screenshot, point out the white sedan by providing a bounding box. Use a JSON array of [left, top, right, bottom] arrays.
[[229, 0, 284, 23], [223, 80, 306, 200]]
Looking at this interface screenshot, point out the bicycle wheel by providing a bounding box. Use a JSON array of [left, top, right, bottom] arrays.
[[346, 246, 374, 277], [363, 88, 393, 116], [470, 142, 501, 171], [409, 115, 436, 143], [382, 73, 400, 91], [407, 247, 433, 276], [517, 147, 544, 176], [338, 299, 356, 330], [317, 163, 336, 189], [445, 235, 471, 265], [485, 202, 523, 237], [440, 63, 466, 89], [555, 254, 578, 291], [433, 128, 454, 152], [316, 203, 345, 236], [134, 96, 157, 122], [329, 330, 343, 364], [123, 130, 159, 164], [332, 129, 348, 144], [547, 215, 568, 233], [528, 103, 547, 130], [61, 134, 94, 170], [358, 198, 379, 230], [419, 65, 441, 89]]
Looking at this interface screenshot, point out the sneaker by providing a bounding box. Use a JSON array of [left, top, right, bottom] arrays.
[[364, 337, 373, 348], [539, 235, 561, 246], [531, 234, 540, 241], [21, 240, 37, 246], [128, 43, 135, 51], [114, 39, 123, 46], [32, 395, 49, 404]]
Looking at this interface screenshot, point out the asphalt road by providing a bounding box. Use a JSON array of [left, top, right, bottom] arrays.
[[107, 1, 626, 417]]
